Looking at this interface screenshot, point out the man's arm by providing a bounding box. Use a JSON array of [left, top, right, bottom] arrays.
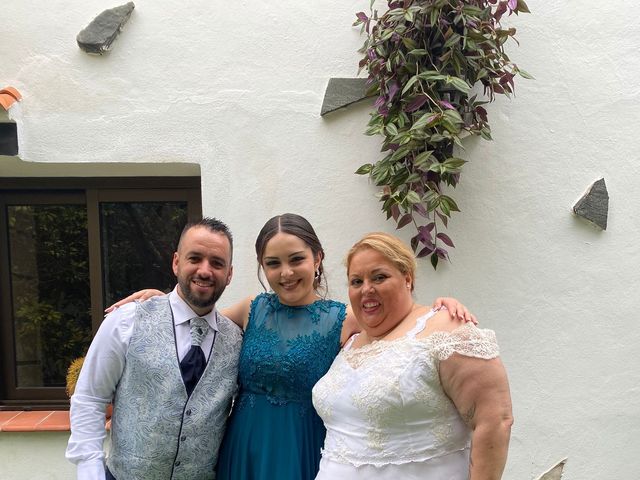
[[66, 305, 135, 480]]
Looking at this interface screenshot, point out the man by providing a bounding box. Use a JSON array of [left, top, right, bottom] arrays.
[[66, 218, 243, 480]]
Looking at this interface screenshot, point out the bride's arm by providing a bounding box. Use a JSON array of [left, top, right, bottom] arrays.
[[440, 354, 513, 479]]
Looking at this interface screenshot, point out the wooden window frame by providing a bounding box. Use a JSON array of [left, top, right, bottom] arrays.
[[0, 177, 201, 409]]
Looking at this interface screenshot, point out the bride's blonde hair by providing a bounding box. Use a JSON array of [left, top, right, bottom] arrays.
[[346, 232, 416, 291]]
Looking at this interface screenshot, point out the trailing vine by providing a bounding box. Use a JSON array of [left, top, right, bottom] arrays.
[[354, 0, 531, 268]]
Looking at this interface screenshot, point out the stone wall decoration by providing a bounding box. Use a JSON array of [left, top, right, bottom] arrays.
[[77, 2, 135, 55], [573, 178, 609, 230], [320, 78, 372, 116], [535, 458, 567, 480]]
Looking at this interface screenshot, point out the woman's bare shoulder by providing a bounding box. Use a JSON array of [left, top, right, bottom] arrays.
[[221, 296, 255, 329], [418, 306, 468, 337]]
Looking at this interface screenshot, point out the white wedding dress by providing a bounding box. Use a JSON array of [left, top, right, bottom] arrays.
[[312, 309, 500, 479]]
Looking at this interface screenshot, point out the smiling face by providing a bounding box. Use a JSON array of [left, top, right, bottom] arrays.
[[261, 232, 321, 306], [172, 226, 233, 315], [347, 247, 414, 337]]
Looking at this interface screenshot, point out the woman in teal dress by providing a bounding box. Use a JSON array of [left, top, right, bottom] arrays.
[[216, 292, 345, 479], [215, 213, 346, 480]]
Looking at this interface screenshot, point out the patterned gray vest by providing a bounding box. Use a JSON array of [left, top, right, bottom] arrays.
[[107, 296, 242, 480]]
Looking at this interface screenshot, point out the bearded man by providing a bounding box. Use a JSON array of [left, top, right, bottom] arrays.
[[66, 218, 242, 480]]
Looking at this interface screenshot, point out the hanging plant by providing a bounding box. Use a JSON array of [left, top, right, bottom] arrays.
[[354, 0, 531, 268]]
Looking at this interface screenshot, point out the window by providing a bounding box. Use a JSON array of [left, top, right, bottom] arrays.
[[0, 177, 201, 408]]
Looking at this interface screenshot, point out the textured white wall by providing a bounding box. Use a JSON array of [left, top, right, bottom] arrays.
[[2, 0, 640, 478]]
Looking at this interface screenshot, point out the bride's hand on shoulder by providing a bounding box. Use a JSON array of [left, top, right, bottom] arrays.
[[104, 289, 166, 313]]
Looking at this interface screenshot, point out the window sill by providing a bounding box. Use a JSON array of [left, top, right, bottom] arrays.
[[0, 410, 112, 432], [0, 410, 70, 431]]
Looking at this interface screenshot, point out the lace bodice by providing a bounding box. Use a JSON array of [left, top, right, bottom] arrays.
[[312, 310, 499, 469], [237, 293, 346, 407]]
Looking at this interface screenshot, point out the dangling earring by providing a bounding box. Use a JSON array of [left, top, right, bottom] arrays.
[[314, 268, 321, 279]]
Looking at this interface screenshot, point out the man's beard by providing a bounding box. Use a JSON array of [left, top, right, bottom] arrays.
[[178, 277, 225, 310]]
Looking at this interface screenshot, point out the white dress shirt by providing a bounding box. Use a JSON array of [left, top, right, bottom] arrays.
[[65, 287, 219, 480]]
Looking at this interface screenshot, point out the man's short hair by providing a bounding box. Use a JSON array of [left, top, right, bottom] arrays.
[[178, 217, 233, 261]]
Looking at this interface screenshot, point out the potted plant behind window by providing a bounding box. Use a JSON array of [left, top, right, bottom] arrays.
[[354, 0, 531, 268], [66, 357, 85, 398]]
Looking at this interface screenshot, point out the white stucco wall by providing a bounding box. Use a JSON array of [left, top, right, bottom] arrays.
[[0, 432, 75, 479], [2, 0, 639, 478]]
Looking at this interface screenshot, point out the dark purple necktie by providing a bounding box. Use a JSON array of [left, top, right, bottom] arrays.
[[179, 317, 209, 396]]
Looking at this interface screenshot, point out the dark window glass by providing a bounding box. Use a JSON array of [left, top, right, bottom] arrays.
[[100, 202, 187, 306], [8, 205, 91, 388], [1, 178, 201, 407]]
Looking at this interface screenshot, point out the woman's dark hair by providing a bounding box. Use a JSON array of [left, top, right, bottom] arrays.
[[255, 213, 327, 295]]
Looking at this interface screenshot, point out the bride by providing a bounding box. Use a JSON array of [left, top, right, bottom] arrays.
[[312, 232, 513, 479]]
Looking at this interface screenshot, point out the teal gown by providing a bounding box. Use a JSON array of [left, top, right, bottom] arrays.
[[216, 292, 346, 480]]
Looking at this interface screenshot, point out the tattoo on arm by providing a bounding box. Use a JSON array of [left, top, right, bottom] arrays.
[[463, 403, 476, 426]]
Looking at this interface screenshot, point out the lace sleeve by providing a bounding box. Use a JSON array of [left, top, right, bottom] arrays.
[[430, 323, 499, 361]]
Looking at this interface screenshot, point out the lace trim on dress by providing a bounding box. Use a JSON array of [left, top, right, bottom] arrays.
[[341, 308, 438, 365], [427, 322, 499, 361], [341, 322, 498, 369]]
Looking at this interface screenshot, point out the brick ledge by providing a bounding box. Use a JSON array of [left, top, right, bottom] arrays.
[[0, 410, 112, 432], [0, 410, 70, 432]]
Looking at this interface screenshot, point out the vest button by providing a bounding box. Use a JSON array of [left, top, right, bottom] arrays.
[[175, 461, 181, 467], [186, 409, 192, 416], [181, 435, 187, 441]]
